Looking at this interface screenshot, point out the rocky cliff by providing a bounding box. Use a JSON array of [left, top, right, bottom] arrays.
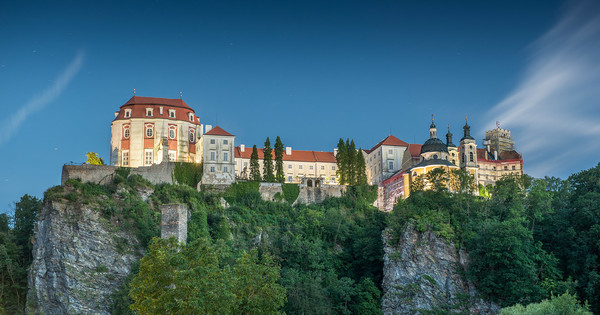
[[382, 225, 499, 314], [27, 199, 142, 314]]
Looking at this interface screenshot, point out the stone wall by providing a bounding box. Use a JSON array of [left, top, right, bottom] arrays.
[[161, 204, 188, 243], [259, 183, 283, 202], [295, 185, 345, 204], [61, 163, 176, 186]]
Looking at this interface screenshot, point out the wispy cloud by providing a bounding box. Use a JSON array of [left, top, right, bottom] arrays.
[[0, 51, 84, 146], [484, 1, 600, 177]]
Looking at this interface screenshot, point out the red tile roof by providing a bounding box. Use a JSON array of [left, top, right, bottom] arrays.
[[477, 148, 523, 162], [204, 126, 233, 136], [408, 144, 422, 157], [122, 96, 192, 110], [367, 135, 409, 153], [235, 147, 336, 163]]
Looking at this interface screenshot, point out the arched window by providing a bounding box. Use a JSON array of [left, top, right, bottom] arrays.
[[145, 125, 153, 138], [123, 125, 130, 139], [189, 129, 195, 143], [433, 154, 438, 159], [169, 126, 176, 139], [462, 153, 466, 164], [469, 152, 474, 162]]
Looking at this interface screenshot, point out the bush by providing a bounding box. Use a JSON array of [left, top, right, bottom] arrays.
[[282, 183, 300, 203], [500, 292, 591, 315], [173, 162, 203, 187]]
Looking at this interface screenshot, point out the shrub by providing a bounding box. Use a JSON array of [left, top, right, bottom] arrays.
[[282, 183, 300, 203], [173, 162, 203, 187]]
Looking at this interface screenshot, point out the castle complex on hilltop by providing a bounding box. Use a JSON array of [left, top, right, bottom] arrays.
[[109, 96, 523, 210]]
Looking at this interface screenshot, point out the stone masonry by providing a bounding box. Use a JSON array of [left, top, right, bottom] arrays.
[[161, 204, 188, 243]]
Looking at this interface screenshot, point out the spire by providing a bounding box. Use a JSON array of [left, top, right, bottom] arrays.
[[429, 115, 437, 139], [446, 124, 454, 146], [461, 116, 474, 141]]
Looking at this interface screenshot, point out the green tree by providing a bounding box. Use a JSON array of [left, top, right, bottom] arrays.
[[85, 152, 105, 165], [250, 145, 261, 182], [348, 140, 357, 185], [426, 167, 449, 192], [336, 138, 347, 185], [263, 137, 275, 182], [13, 195, 41, 261], [274, 136, 285, 183], [356, 148, 367, 185], [500, 292, 591, 315]]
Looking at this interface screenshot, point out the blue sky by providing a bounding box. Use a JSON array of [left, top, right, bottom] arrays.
[[1, 0, 599, 212]]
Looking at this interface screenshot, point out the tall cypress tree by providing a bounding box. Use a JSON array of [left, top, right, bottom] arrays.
[[348, 139, 357, 185], [336, 138, 347, 185], [274, 136, 285, 183], [356, 148, 367, 185], [250, 145, 261, 182], [263, 137, 275, 182]]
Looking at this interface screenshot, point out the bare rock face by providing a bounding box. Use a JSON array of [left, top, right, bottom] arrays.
[[381, 225, 499, 314], [27, 200, 141, 315]]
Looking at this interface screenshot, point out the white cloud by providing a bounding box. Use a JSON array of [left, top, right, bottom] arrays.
[[0, 51, 84, 146], [484, 1, 600, 177]]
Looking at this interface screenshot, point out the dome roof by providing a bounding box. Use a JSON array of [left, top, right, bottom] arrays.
[[420, 137, 448, 154]]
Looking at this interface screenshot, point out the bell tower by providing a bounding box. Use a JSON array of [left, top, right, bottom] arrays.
[[459, 117, 478, 170]]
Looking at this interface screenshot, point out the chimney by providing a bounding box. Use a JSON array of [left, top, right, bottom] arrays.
[[114, 111, 119, 118], [285, 147, 292, 155], [205, 125, 212, 133], [334, 148, 338, 156], [240, 144, 245, 152], [494, 150, 498, 161]]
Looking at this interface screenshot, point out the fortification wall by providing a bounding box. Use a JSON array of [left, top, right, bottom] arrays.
[[295, 185, 345, 204], [259, 183, 283, 202], [61, 163, 175, 186]]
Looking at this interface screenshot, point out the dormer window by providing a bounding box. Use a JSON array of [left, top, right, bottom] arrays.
[[146, 108, 153, 117], [188, 113, 194, 121], [169, 109, 176, 118], [124, 109, 131, 118]]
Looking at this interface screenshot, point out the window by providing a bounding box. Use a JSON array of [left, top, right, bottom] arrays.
[[124, 109, 131, 118], [388, 161, 393, 169], [189, 129, 195, 143], [332, 166, 336, 170], [433, 154, 438, 159], [299, 165, 303, 169], [504, 166, 508, 170], [244, 162, 248, 167], [210, 151, 216, 161], [168, 127, 176, 139], [452, 152, 455, 157], [321, 165, 325, 170], [123, 125, 130, 139], [145, 125, 153, 138], [462, 153, 466, 164], [452, 160, 456, 164], [331, 177, 336, 181], [146, 108, 153, 116], [309, 165, 313, 170], [288, 176, 293, 182], [224, 166, 228, 172], [288, 165, 292, 169], [122, 150, 129, 166], [144, 149, 153, 165], [189, 113, 194, 121], [223, 140, 228, 145], [512, 165, 516, 170], [493, 166, 496, 171], [168, 151, 176, 162], [388, 149, 393, 155], [223, 152, 228, 161], [210, 139, 216, 144], [412, 171, 417, 177], [210, 166, 215, 172], [469, 152, 474, 162], [169, 109, 176, 118]]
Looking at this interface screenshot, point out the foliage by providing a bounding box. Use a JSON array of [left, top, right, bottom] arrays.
[[281, 183, 300, 203], [336, 138, 367, 185], [274, 136, 285, 183], [500, 292, 592, 315], [85, 152, 105, 165], [173, 162, 203, 187], [263, 137, 275, 182], [223, 182, 261, 206], [250, 145, 261, 182], [129, 237, 286, 314]]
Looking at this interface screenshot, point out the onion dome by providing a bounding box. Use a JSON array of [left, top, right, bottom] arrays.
[[446, 125, 456, 147], [420, 137, 449, 154], [461, 118, 475, 141]]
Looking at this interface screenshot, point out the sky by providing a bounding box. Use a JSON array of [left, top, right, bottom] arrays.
[[1, 0, 599, 212]]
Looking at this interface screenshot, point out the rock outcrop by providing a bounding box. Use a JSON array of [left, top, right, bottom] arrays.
[[382, 225, 499, 314], [27, 200, 142, 314]]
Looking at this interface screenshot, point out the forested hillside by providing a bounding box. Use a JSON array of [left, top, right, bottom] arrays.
[[2, 163, 600, 314]]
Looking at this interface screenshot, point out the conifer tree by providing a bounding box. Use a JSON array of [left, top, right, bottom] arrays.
[[274, 136, 285, 183], [263, 137, 275, 182], [336, 138, 347, 185], [250, 145, 261, 182], [356, 148, 367, 185], [348, 140, 357, 185]]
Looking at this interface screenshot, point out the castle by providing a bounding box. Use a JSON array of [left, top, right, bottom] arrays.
[[109, 96, 523, 210]]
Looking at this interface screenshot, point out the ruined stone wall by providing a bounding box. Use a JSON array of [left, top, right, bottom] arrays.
[[161, 204, 188, 243], [259, 183, 283, 202], [295, 185, 345, 204]]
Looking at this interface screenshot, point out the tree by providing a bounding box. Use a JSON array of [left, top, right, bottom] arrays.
[[263, 137, 275, 182], [355, 149, 367, 185], [426, 167, 448, 192], [347, 140, 357, 185], [85, 152, 105, 165], [336, 139, 347, 185], [250, 145, 261, 182], [274, 136, 285, 183], [500, 292, 592, 315]]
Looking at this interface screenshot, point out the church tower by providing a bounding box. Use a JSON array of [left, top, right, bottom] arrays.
[[459, 118, 478, 178], [446, 125, 458, 166]]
